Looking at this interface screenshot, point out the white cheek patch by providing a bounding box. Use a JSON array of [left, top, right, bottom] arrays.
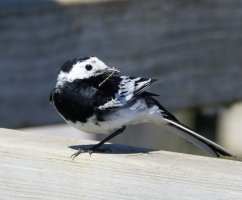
[[56, 63, 93, 86], [69, 64, 90, 80], [56, 57, 110, 87], [56, 68, 89, 87]]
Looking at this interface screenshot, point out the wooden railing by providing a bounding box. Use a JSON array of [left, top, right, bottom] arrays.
[[0, 128, 241, 199]]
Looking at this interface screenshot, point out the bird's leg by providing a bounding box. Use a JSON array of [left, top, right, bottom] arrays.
[[71, 126, 126, 160], [91, 126, 126, 151]]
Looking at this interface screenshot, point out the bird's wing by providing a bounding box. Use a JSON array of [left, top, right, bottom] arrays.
[[98, 76, 156, 110]]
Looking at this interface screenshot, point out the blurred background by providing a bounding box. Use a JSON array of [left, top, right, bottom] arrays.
[[1, 0, 242, 158]]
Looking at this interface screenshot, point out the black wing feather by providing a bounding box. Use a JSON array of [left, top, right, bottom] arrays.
[[97, 76, 156, 110]]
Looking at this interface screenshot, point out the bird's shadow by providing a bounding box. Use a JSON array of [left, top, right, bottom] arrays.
[[68, 143, 156, 155]]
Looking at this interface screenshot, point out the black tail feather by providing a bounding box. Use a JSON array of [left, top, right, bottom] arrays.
[[165, 118, 234, 158], [145, 97, 234, 158]]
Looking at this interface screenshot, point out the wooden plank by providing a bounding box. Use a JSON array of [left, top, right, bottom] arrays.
[[1, 0, 242, 127], [0, 128, 242, 199]]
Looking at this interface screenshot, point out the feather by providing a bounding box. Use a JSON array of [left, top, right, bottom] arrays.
[[163, 118, 234, 157], [98, 76, 156, 110]]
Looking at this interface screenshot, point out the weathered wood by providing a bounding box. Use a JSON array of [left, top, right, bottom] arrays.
[[1, 0, 242, 127], [20, 120, 206, 157], [0, 128, 241, 199]]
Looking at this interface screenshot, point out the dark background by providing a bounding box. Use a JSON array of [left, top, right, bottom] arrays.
[[1, 0, 242, 157]]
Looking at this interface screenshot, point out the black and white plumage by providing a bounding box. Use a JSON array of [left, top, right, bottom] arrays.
[[50, 56, 234, 159]]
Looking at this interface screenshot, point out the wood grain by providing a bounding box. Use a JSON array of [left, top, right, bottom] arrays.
[[1, 0, 242, 127], [0, 128, 242, 199]]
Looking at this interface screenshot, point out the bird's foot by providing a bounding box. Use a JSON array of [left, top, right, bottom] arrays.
[[70, 146, 111, 160]]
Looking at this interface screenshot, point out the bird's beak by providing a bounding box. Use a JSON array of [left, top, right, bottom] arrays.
[[105, 67, 120, 74], [97, 67, 120, 75]]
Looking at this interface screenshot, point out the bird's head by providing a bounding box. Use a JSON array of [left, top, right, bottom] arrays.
[[56, 56, 119, 87]]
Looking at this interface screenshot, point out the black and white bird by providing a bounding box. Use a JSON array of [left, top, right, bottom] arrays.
[[50, 56, 234, 159]]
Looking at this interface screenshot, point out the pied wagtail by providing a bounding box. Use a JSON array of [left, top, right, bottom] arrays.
[[50, 56, 234, 159]]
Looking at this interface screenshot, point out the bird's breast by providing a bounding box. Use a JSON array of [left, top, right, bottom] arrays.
[[66, 115, 125, 134], [51, 86, 95, 123], [65, 104, 156, 134]]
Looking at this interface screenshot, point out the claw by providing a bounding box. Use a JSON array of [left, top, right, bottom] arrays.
[[70, 148, 85, 161], [70, 146, 112, 160]]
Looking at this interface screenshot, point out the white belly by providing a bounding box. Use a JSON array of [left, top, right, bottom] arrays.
[[66, 99, 162, 134], [67, 109, 137, 134]]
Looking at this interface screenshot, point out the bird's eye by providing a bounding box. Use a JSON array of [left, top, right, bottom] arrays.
[[85, 64, 92, 71]]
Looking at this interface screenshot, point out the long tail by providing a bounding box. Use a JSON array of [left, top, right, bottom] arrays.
[[164, 118, 234, 157], [150, 98, 234, 157]]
